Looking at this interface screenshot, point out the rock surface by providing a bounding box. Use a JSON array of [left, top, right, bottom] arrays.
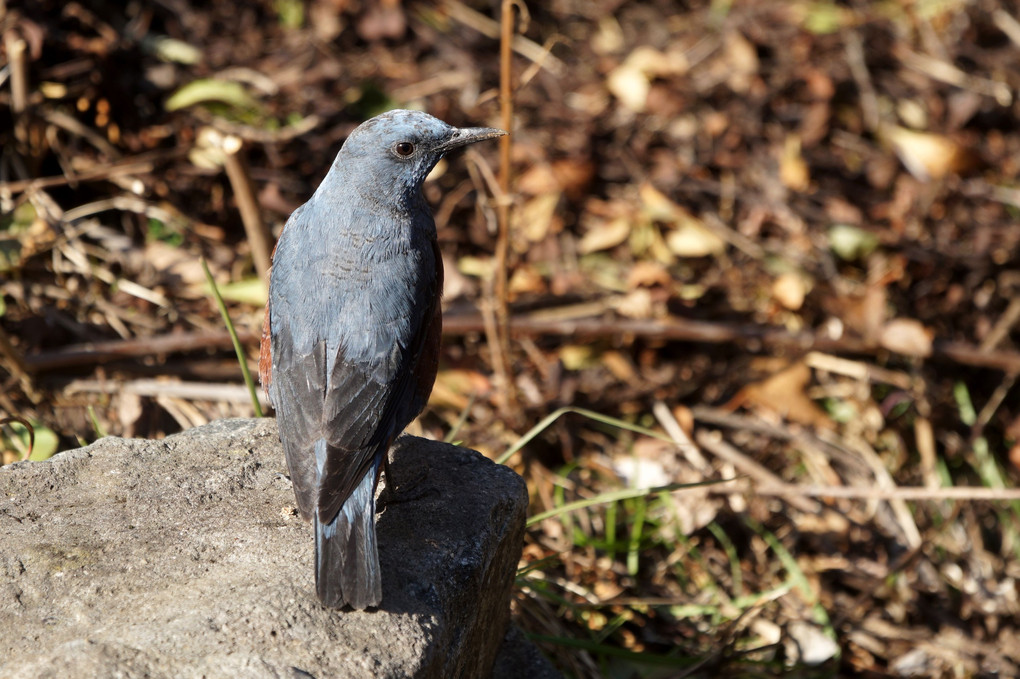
[[0, 418, 554, 678]]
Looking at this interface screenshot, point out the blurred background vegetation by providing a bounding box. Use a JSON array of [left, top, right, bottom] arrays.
[[2, 0, 1020, 676]]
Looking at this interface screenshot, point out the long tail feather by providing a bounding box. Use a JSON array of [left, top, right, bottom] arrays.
[[314, 459, 381, 609]]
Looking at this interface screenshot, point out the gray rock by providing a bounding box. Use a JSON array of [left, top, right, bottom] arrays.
[[0, 418, 554, 678]]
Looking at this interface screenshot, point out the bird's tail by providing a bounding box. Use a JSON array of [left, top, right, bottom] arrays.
[[314, 458, 381, 609]]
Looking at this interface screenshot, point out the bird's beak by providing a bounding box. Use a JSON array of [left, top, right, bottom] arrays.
[[436, 126, 507, 153]]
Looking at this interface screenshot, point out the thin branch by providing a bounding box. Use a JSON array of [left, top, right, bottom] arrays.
[[23, 330, 257, 372], [695, 430, 820, 514], [4, 32, 28, 114], [221, 135, 273, 281], [0, 148, 187, 194], [651, 400, 710, 473], [66, 378, 269, 406], [740, 483, 1020, 503], [980, 297, 1020, 353], [442, 0, 565, 76], [993, 9, 1020, 49], [0, 326, 41, 403], [897, 46, 1012, 106], [495, 0, 520, 423], [22, 313, 1020, 374], [445, 314, 1020, 373], [845, 30, 880, 133]]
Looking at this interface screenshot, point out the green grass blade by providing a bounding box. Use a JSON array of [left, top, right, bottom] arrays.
[[444, 392, 476, 444], [497, 406, 674, 465], [708, 521, 744, 597], [526, 479, 730, 527], [202, 258, 263, 418], [87, 405, 107, 439], [605, 499, 618, 560], [626, 496, 646, 576], [746, 517, 836, 639]]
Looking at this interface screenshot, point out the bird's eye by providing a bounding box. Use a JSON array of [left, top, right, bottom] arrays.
[[394, 141, 415, 157]]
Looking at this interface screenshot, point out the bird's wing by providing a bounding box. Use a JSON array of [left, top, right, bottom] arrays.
[[268, 320, 327, 520], [315, 243, 442, 524], [268, 190, 443, 525], [265, 205, 329, 520]]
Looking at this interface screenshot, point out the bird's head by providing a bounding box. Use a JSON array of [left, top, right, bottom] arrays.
[[334, 109, 506, 201]]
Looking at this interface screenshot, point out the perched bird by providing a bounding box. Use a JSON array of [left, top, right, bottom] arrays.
[[259, 110, 505, 609]]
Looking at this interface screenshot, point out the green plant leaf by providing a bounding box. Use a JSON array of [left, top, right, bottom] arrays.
[[2, 419, 59, 461], [497, 406, 673, 466], [166, 80, 258, 112], [202, 258, 264, 417], [829, 224, 879, 261], [213, 277, 269, 306], [526, 479, 731, 527]]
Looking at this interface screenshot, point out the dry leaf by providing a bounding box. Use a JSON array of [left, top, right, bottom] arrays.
[[601, 350, 637, 382], [117, 392, 144, 438], [780, 134, 811, 192], [607, 63, 649, 112], [519, 160, 594, 200], [550, 158, 596, 199], [559, 345, 596, 370], [824, 283, 887, 345], [638, 183, 676, 221], [516, 163, 558, 196], [607, 46, 689, 113], [627, 261, 672, 289], [591, 15, 625, 55], [513, 191, 561, 243], [456, 255, 493, 279], [357, 3, 406, 41], [736, 362, 834, 430], [724, 31, 759, 93], [664, 221, 726, 258], [640, 183, 726, 258], [882, 125, 971, 182], [772, 271, 810, 310], [592, 579, 624, 601], [612, 288, 654, 319], [880, 318, 933, 357], [625, 45, 688, 78], [429, 369, 492, 410], [508, 265, 547, 297], [858, 285, 888, 344], [672, 405, 694, 437], [578, 216, 631, 254]]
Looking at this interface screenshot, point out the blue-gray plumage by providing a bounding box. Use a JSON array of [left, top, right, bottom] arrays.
[[259, 110, 505, 609]]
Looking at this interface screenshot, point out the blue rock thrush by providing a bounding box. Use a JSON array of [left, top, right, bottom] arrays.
[[259, 110, 505, 609]]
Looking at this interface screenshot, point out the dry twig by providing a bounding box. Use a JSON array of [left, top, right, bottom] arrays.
[[220, 135, 273, 280]]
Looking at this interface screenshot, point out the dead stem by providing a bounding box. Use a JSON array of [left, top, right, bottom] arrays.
[[221, 135, 272, 281], [22, 312, 1020, 375], [5, 33, 27, 114], [495, 0, 520, 424]]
